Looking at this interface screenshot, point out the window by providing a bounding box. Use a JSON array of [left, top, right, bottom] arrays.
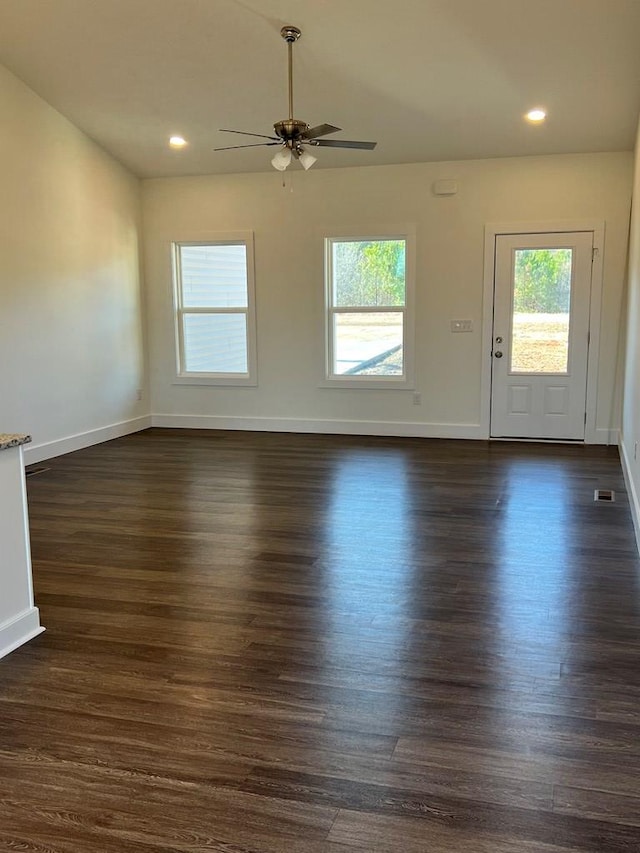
[[172, 234, 257, 385], [324, 233, 414, 387]]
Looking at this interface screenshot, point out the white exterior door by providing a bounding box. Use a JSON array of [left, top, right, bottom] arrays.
[[490, 231, 593, 440]]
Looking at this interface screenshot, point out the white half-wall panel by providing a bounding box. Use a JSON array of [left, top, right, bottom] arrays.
[[621, 116, 640, 548], [144, 154, 632, 440], [0, 62, 146, 452]]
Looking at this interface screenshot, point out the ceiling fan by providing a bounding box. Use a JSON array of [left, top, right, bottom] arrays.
[[215, 26, 377, 171]]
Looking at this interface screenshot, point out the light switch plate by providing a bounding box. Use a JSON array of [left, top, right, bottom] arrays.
[[451, 319, 473, 332]]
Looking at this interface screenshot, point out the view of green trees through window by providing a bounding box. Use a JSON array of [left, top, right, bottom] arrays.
[[333, 240, 406, 306], [511, 247, 573, 374], [513, 248, 572, 313]]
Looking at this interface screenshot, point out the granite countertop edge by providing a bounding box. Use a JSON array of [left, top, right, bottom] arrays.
[[0, 433, 32, 451]]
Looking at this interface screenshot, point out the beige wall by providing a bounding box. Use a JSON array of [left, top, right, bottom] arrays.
[[621, 117, 640, 536], [1, 53, 633, 455], [144, 152, 632, 438], [0, 63, 146, 460]]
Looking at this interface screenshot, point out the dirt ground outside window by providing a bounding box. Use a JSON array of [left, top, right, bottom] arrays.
[[511, 313, 570, 373], [335, 313, 571, 376]]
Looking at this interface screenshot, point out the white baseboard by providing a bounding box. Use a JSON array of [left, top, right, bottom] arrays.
[[592, 427, 620, 446], [619, 438, 640, 555], [19, 414, 617, 462], [23, 416, 152, 464], [0, 607, 44, 661], [151, 414, 485, 440]]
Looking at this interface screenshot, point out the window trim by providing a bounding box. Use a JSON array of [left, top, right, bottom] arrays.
[[321, 228, 415, 389], [172, 232, 257, 386]]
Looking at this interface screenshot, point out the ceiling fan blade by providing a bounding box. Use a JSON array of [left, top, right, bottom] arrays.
[[214, 142, 282, 151], [302, 123, 341, 139], [313, 139, 377, 150], [219, 129, 280, 141]]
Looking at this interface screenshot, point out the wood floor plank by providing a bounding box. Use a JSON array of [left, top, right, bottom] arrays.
[[1, 429, 639, 850], [239, 764, 553, 814], [553, 785, 640, 828], [393, 737, 640, 798], [327, 808, 629, 853]]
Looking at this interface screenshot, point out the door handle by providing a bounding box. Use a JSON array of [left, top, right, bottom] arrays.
[[494, 350, 503, 358]]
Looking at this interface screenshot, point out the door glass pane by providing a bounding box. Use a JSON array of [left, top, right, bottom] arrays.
[[333, 312, 403, 376], [511, 248, 572, 374]]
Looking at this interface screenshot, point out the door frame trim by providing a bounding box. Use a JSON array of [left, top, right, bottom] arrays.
[[481, 220, 605, 443]]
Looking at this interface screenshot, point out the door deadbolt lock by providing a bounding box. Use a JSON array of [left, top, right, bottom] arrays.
[[494, 350, 503, 358]]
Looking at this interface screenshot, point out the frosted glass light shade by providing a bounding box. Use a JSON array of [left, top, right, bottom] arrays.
[[298, 149, 317, 170], [271, 148, 292, 171]]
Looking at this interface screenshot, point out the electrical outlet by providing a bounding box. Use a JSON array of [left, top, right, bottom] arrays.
[[136, 389, 143, 401], [451, 319, 473, 333], [413, 392, 421, 405]]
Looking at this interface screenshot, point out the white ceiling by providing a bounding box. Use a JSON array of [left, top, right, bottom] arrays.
[[1, 0, 639, 179]]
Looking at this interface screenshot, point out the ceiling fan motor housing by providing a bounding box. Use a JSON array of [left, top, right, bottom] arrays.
[[274, 118, 308, 145]]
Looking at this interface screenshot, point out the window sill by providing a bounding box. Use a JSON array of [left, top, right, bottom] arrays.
[[319, 377, 414, 391], [173, 374, 257, 387]]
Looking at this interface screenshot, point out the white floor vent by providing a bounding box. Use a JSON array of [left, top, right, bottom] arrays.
[[594, 489, 615, 502]]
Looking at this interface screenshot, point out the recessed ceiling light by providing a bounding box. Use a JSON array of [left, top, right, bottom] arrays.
[[525, 109, 547, 123], [169, 135, 188, 148]]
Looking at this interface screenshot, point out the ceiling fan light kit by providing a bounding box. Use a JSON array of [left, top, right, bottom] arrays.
[[215, 26, 377, 172], [271, 147, 292, 171], [297, 149, 317, 170]]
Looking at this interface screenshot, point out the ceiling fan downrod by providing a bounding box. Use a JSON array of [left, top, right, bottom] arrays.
[[282, 26, 300, 122], [274, 26, 306, 147]]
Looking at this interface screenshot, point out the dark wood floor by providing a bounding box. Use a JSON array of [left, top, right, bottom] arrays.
[[2, 428, 640, 852]]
